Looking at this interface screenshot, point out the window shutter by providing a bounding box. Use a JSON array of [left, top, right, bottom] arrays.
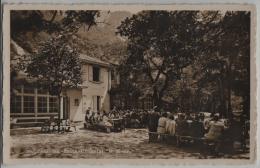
[[89, 65, 93, 81], [92, 96, 95, 111], [93, 96, 98, 112], [81, 65, 88, 81]]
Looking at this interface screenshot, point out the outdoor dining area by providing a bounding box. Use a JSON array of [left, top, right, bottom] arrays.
[[9, 106, 250, 159], [147, 111, 249, 156]]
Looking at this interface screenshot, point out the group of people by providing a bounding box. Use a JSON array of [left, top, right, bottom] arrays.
[[148, 111, 248, 143], [84, 106, 248, 146], [84, 107, 150, 128], [120, 109, 149, 128], [84, 108, 111, 127]]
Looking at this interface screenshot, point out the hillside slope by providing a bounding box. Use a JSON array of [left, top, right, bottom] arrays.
[[11, 11, 131, 65]]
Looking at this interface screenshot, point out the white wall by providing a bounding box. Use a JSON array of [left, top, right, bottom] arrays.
[[81, 63, 111, 113], [68, 63, 111, 122], [66, 89, 82, 121]]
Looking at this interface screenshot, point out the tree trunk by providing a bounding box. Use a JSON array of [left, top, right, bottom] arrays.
[[152, 86, 162, 111]]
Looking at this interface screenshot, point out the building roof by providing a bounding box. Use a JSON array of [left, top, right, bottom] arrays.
[[79, 54, 111, 67]]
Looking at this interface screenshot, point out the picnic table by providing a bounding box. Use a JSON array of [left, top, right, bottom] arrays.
[[109, 118, 124, 132]]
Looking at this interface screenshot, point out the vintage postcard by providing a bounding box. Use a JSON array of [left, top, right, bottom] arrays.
[[2, 3, 257, 165]]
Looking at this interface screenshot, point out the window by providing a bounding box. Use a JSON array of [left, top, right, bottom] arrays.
[[38, 97, 47, 113], [23, 96, 35, 113], [10, 95, 22, 113], [97, 96, 100, 111], [11, 85, 59, 114], [93, 66, 100, 82], [49, 97, 58, 113], [74, 99, 79, 106]]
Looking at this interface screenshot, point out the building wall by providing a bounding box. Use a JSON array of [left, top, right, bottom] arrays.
[[66, 89, 82, 121], [68, 63, 111, 122], [10, 62, 112, 123]]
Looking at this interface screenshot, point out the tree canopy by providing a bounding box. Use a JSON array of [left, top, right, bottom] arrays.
[[117, 11, 202, 109], [117, 10, 250, 117], [25, 35, 82, 96], [194, 11, 250, 118]]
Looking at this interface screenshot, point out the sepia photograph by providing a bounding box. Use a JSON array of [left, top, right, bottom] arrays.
[[2, 4, 256, 165]]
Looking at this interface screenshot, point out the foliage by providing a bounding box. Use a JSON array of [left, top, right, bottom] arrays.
[[117, 11, 201, 109], [117, 10, 250, 117], [11, 10, 100, 94], [24, 35, 82, 96], [194, 11, 250, 118], [11, 10, 100, 38]]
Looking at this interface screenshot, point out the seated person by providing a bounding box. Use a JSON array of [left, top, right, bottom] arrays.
[[130, 111, 140, 126], [199, 113, 205, 122], [114, 112, 120, 119], [109, 112, 115, 119], [89, 113, 95, 124], [85, 109, 91, 123], [190, 115, 205, 138], [204, 113, 216, 132], [157, 112, 168, 134], [99, 113, 112, 127], [95, 112, 102, 122], [166, 115, 176, 136], [165, 114, 171, 134], [186, 113, 193, 120], [176, 114, 189, 136], [204, 115, 224, 141]]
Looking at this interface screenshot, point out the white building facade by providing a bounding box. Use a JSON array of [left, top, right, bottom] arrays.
[[67, 54, 111, 122], [10, 54, 112, 126]]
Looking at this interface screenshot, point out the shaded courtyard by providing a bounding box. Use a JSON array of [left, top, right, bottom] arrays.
[[10, 127, 249, 159]]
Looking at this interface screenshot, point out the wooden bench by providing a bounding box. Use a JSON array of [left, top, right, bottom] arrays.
[[11, 121, 44, 128], [11, 119, 44, 128], [148, 131, 235, 156], [11, 116, 59, 128], [12, 116, 54, 120]]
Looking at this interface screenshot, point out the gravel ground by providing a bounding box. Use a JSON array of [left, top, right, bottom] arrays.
[[10, 127, 250, 159]]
